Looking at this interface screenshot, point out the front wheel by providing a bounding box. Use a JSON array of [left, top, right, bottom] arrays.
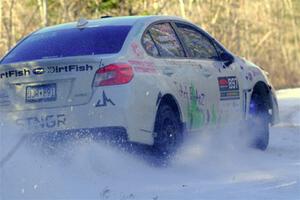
[[247, 92, 270, 150]]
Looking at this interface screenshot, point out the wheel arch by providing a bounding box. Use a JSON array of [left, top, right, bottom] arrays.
[[251, 81, 272, 111], [156, 93, 183, 122], [153, 93, 185, 135]]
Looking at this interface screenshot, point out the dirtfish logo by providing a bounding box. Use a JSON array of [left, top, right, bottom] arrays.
[[47, 64, 93, 73], [32, 67, 45, 75], [0, 64, 93, 79], [0, 69, 31, 79]]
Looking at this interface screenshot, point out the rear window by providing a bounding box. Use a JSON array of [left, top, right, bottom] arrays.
[[1, 25, 132, 64], [148, 23, 185, 58]]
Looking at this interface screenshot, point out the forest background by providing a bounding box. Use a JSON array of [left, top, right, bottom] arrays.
[[0, 0, 299, 89]]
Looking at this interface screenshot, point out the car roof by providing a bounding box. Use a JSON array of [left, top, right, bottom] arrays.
[[35, 15, 187, 34]]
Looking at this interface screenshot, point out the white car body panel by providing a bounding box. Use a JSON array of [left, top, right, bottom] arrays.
[[0, 16, 279, 145]]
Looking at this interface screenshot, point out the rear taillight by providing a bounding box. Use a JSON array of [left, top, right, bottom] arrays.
[[93, 63, 134, 87]]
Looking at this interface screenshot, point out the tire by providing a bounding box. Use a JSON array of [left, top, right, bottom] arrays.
[[248, 92, 270, 150], [153, 104, 183, 157]]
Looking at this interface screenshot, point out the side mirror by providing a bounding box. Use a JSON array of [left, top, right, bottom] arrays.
[[220, 52, 234, 67]]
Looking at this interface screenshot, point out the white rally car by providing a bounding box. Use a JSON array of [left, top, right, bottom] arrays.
[[0, 16, 279, 155]]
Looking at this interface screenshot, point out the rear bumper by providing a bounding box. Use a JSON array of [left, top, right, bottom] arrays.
[[1, 86, 127, 136], [2, 99, 128, 136], [1, 87, 154, 145], [29, 126, 128, 144]]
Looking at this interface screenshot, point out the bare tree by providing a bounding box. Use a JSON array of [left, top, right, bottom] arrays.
[[0, 0, 299, 88], [2, 0, 15, 50], [0, 0, 2, 38], [38, 0, 48, 26], [178, 0, 186, 18]]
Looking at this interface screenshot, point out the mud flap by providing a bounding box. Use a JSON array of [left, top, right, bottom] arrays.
[[243, 89, 252, 120]]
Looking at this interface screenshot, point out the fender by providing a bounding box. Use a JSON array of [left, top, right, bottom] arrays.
[[153, 92, 185, 136], [245, 81, 279, 125]]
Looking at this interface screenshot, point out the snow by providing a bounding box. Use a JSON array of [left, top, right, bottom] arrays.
[[1, 88, 300, 200]]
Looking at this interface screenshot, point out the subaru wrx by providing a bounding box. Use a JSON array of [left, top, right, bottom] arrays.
[[0, 16, 279, 155]]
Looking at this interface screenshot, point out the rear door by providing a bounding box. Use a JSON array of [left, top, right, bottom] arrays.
[[142, 22, 205, 131], [174, 22, 220, 130], [138, 22, 188, 132]]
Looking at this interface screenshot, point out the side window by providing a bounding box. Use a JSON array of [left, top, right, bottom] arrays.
[[175, 23, 218, 60], [213, 41, 227, 58], [142, 31, 159, 56], [148, 23, 185, 58]]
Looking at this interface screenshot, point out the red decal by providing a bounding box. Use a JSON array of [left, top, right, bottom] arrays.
[[219, 79, 228, 86], [131, 42, 144, 58], [128, 60, 157, 74]]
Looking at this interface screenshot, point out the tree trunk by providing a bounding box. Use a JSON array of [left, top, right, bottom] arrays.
[[0, 0, 2, 38], [38, 0, 48, 27], [6, 0, 15, 50], [178, 0, 186, 18]]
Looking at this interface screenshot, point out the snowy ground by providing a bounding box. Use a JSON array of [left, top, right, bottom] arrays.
[[0, 88, 299, 200]]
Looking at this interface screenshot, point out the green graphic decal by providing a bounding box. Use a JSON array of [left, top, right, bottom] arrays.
[[211, 104, 217, 125], [187, 84, 205, 129], [185, 83, 218, 129]]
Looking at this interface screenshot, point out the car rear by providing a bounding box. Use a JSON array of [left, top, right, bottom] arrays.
[[0, 20, 136, 141]]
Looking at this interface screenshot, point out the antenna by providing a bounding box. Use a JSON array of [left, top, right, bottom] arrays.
[[77, 18, 88, 28]]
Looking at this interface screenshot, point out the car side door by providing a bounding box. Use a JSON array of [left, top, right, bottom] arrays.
[[210, 39, 244, 122], [174, 22, 221, 131], [141, 21, 193, 129]]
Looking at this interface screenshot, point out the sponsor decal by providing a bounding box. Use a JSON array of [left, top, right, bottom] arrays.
[[0, 64, 93, 79], [218, 76, 240, 100], [187, 84, 206, 129], [131, 42, 144, 58], [245, 72, 253, 81], [178, 83, 205, 106], [251, 68, 261, 77], [187, 84, 217, 128], [16, 114, 66, 129], [129, 60, 157, 74], [32, 67, 45, 75], [95, 91, 115, 107], [175, 82, 217, 129], [178, 83, 189, 99], [47, 64, 93, 73], [0, 69, 30, 79]]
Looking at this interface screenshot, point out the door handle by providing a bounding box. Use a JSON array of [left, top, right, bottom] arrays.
[[202, 69, 212, 78], [163, 68, 174, 76]]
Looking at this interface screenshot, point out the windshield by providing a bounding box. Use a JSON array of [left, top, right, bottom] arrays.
[[1, 25, 132, 64]]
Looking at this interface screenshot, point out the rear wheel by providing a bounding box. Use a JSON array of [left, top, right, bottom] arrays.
[[248, 92, 270, 150], [153, 104, 183, 157]]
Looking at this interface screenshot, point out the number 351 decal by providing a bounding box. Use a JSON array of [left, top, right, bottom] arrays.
[[218, 76, 240, 100]]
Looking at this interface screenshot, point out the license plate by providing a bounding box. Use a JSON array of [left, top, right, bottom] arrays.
[[26, 83, 57, 103]]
